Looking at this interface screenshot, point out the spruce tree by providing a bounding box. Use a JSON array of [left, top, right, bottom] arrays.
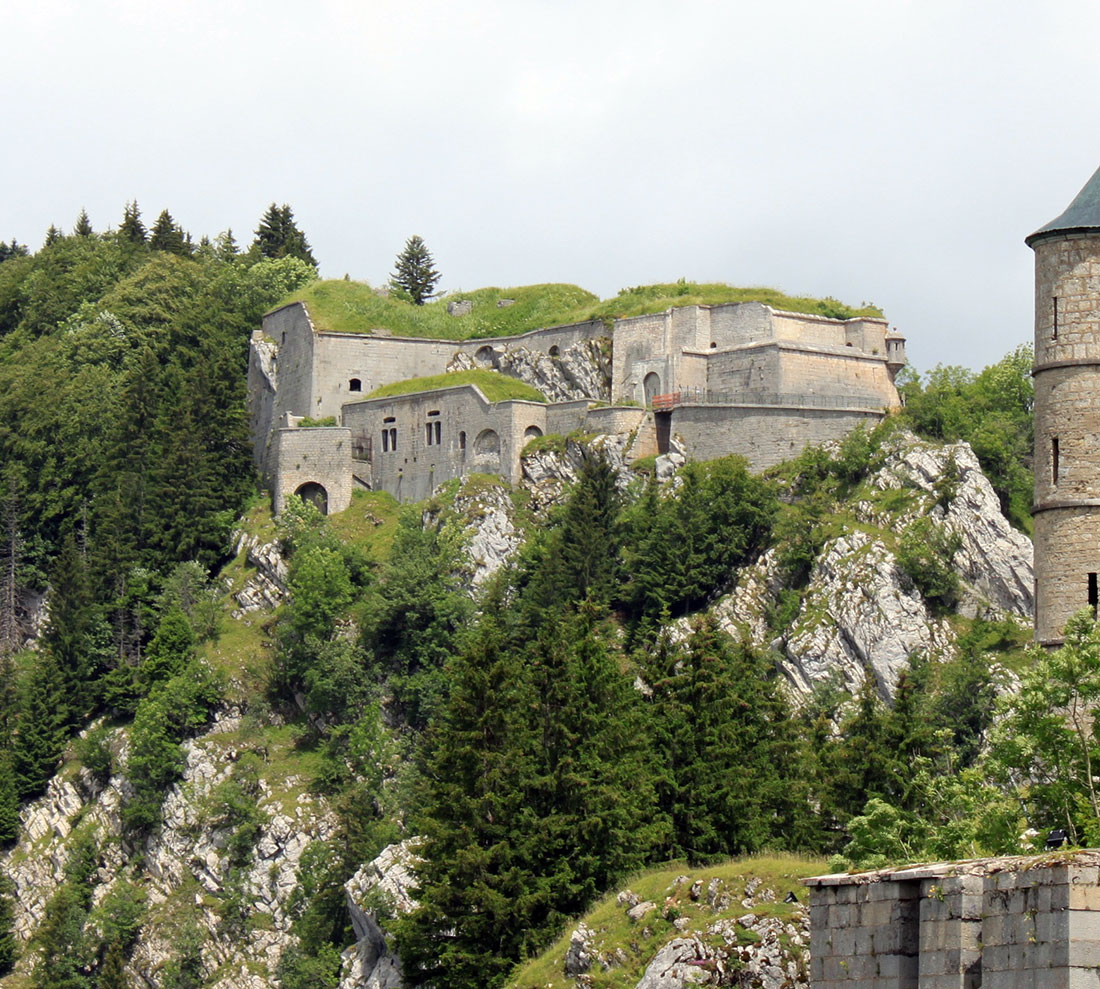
[[43, 225, 62, 247], [0, 751, 19, 845], [73, 209, 93, 237], [252, 203, 317, 267], [119, 201, 146, 245], [0, 871, 16, 976], [390, 235, 440, 305], [149, 210, 187, 255], [11, 653, 67, 800]]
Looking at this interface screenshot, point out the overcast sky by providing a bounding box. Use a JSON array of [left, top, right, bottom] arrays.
[[6, 0, 1100, 372]]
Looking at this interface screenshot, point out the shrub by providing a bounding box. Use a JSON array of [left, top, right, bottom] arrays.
[[896, 519, 962, 612]]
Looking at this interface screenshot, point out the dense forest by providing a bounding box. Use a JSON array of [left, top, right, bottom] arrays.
[[0, 208, 1067, 989]]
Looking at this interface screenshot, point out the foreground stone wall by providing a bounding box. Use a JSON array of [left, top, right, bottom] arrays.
[[806, 854, 1100, 988], [270, 427, 353, 515]]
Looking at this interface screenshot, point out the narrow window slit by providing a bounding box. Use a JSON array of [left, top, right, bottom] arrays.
[[1053, 296, 1059, 339], [1053, 437, 1060, 484], [1090, 573, 1097, 617]]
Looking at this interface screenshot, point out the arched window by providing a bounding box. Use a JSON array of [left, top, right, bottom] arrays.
[[349, 378, 362, 392]]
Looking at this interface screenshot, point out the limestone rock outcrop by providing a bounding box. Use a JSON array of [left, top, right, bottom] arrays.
[[449, 338, 612, 403], [340, 840, 421, 989], [3, 709, 336, 987], [710, 432, 1032, 701], [231, 530, 289, 617]]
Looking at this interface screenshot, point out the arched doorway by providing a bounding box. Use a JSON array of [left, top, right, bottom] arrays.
[[473, 429, 501, 472], [643, 372, 662, 406], [524, 425, 543, 440], [295, 481, 329, 515]]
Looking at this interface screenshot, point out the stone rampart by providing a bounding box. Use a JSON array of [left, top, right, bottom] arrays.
[[806, 854, 1100, 988], [669, 404, 883, 471]]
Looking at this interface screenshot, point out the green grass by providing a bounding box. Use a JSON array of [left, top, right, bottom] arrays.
[[283, 281, 600, 339], [329, 488, 404, 562], [279, 279, 884, 340], [507, 853, 826, 989], [366, 369, 547, 403]]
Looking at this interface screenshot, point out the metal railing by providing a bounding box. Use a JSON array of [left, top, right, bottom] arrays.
[[651, 388, 887, 411]]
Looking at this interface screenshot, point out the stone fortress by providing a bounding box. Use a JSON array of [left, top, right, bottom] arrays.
[[249, 294, 907, 512]]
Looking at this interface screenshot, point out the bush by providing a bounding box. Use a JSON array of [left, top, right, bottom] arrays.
[[896, 519, 962, 612]]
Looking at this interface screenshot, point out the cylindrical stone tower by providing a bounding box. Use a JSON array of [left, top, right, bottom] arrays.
[[1028, 165, 1100, 644]]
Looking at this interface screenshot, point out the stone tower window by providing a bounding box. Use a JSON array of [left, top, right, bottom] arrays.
[[383, 416, 397, 453], [1053, 296, 1059, 339], [459, 431, 466, 456], [1090, 573, 1098, 617], [349, 378, 362, 392], [1053, 437, 1060, 484]]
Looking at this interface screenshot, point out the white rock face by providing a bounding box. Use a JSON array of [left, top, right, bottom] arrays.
[[3, 709, 336, 987], [449, 338, 612, 403], [231, 530, 289, 617], [705, 432, 1033, 702], [448, 484, 523, 592], [781, 532, 953, 699], [520, 433, 636, 513], [340, 840, 422, 989], [868, 435, 1034, 617]]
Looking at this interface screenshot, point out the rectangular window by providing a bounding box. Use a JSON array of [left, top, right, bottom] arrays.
[[425, 423, 433, 446], [1053, 296, 1059, 339], [434, 420, 441, 445], [1090, 573, 1097, 617], [389, 427, 398, 452], [1053, 437, 1060, 484]]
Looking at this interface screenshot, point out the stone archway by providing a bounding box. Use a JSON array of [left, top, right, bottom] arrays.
[[643, 372, 662, 406], [295, 481, 329, 515], [524, 425, 543, 440], [473, 429, 501, 472]]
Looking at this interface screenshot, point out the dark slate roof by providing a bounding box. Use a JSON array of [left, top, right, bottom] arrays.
[[1027, 164, 1100, 246]]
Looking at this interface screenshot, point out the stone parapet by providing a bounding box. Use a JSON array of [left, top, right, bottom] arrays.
[[805, 853, 1100, 988]]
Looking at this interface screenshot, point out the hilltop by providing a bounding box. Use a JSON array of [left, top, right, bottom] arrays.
[[278, 279, 885, 340]]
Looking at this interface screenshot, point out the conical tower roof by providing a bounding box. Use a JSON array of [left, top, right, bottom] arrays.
[[1027, 164, 1100, 247]]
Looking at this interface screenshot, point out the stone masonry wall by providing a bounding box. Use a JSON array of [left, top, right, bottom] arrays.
[[1033, 233, 1100, 644], [670, 405, 883, 471], [806, 855, 1100, 989], [271, 427, 353, 515]]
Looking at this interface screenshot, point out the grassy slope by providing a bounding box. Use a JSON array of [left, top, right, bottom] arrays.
[[366, 369, 547, 403], [279, 280, 885, 340], [507, 854, 827, 989]]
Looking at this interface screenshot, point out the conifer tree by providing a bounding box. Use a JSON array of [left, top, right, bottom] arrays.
[[0, 871, 16, 976], [0, 752, 19, 846], [390, 235, 440, 305], [149, 209, 187, 255], [73, 209, 93, 237], [43, 225, 62, 247], [11, 653, 67, 800], [119, 201, 146, 245], [252, 204, 317, 267]]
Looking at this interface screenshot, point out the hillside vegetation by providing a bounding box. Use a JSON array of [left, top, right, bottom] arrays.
[[280, 279, 884, 339]]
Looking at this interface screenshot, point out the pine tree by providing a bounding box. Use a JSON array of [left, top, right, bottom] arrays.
[[149, 210, 187, 255], [119, 201, 146, 244], [0, 241, 28, 264], [0, 751, 19, 845], [0, 463, 26, 659], [43, 225, 62, 247], [73, 209, 93, 237], [252, 204, 317, 267], [390, 235, 440, 305]]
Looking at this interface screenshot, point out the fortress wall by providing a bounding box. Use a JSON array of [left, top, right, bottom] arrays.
[[670, 405, 882, 471], [777, 348, 897, 403], [461, 319, 607, 356], [613, 312, 671, 402], [705, 302, 773, 347], [844, 317, 890, 352], [583, 407, 647, 437], [271, 427, 353, 515], [340, 387, 551, 501], [311, 334, 454, 419], [771, 311, 853, 348], [259, 305, 317, 476], [248, 333, 278, 470], [704, 345, 782, 395], [545, 401, 592, 435]]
